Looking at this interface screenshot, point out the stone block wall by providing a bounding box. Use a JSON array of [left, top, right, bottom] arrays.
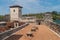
[[45, 21, 60, 35], [0, 23, 29, 40]]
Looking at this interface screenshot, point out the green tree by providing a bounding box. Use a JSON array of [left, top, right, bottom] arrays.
[[52, 11, 58, 20], [0, 15, 4, 20]]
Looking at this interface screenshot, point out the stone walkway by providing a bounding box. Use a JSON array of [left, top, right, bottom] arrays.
[[5, 23, 60, 40]]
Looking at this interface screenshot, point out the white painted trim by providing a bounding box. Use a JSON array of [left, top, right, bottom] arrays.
[[2, 33, 15, 40], [48, 28, 60, 38], [2, 23, 28, 40]]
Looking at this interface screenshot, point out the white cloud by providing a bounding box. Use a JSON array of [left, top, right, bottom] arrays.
[[0, 0, 60, 15], [0, 6, 6, 15], [8, 0, 60, 14], [11, 0, 42, 13], [50, 5, 60, 11]]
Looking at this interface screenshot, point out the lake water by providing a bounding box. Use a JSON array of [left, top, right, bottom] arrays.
[[53, 19, 60, 24]]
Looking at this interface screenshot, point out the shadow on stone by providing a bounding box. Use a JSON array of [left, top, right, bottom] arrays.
[[5, 34, 23, 40]]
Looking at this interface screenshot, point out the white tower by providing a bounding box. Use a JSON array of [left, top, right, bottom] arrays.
[[10, 5, 23, 22]]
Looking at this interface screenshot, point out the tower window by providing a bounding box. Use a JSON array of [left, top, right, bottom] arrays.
[[13, 10, 15, 12], [19, 10, 21, 12]]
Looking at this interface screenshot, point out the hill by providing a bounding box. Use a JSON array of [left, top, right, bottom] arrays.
[[23, 13, 43, 19]]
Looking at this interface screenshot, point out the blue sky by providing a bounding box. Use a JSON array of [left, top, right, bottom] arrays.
[[0, 0, 60, 15]]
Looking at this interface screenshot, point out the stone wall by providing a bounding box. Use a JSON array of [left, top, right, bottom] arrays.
[[0, 23, 29, 40], [44, 21, 60, 35]]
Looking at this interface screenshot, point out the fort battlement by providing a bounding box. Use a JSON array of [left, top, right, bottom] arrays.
[[0, 23, 28, 40], [44, 21, 60, 35]]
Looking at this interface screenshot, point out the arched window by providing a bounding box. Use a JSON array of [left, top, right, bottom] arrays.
[[19, 9, 21, 12], [13, 9, 15, 12]]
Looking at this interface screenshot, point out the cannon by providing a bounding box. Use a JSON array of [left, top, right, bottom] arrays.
[[31, 27, 36, 32], [26, 32, 33, 37], [31, 26, 38, 32]]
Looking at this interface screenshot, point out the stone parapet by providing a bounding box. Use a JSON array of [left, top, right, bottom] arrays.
[[44, 21, 60, 35], [0, 23, 29, 40]]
